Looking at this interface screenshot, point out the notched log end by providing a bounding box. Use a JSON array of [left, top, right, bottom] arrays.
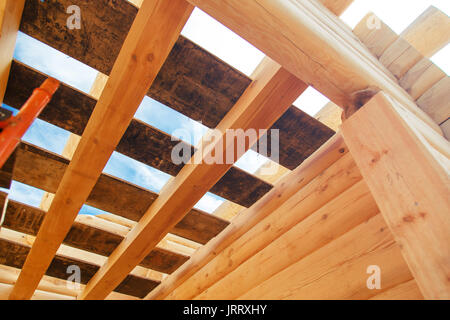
[[342, 86, 380, 121]]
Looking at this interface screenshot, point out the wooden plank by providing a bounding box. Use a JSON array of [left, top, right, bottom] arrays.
[[18, 1, 336, 169], [0, 264, 140, 300], [20, 0, 137, 75], [240, 215, 412, 300], [195, 180, 379, 299], [79, 58, 309, 300], [0, 230, 159, 298], [353, 12, 398, 59], [0, 283, 73, 300], [0, 0, 24, 104], [314, 101, 342, 131], [163, 152, 363, 300], [399, 58, 446, 101], [400, 6, 450, 58], [9, 0, 194, 300], [379, 37, 423, 79], [320, 0, 353, 16], [369, 280, 424, 300], [12, 142, 229, 245], [186, 0, 441, 133], [0, 194, 189, 274], [341, 92, 450, 299], [147, 134, 350, 300], [5, 61, 274, 207], [441, 119, 450, 141], [416, 76, 450, 125]]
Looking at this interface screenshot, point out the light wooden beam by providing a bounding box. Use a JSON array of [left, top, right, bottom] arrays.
[[186, 0, 441, 133], [400, 6, 450, 58], [146, 133, 348, 299], [0, 0, 24, 104], [341, 92, 450, 299], [9, 0, 194, 300], [79, 57, 308, 300]]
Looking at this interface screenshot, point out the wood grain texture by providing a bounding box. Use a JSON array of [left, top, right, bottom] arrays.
[[342, 92, 450, 299], [400, 6, 450, 58], [0, 234, 158, 298], [147, 134, 349, 300], [4, 61, 274, 207], [416, 76, 450, 125], [0, 0, 24, 105], [0, 194, 189, 274], [184, 0, 441, 134], [9, 0, 194, 300], [12, 142, 229, 245], [79, 58, 308, 300], [399, 58, 446, 101]]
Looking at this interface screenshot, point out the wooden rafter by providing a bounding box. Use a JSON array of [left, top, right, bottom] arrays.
[[9, 0, 194, 300], [185, 0, 442, 133], [342, 92, 450, 299], [0, 0, 24, 104], [79, 57, 308, 300]]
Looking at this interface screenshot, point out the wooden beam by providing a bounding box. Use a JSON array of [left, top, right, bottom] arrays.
[[320, 0, 353, 16], [79, 58, 308, 300], [9, 0, 194, 300], [0, 193, 189, 275], [194, 180, 379, 299], [162, 152, 362, 299], [369, 280, 424, 300], [6, 60, 333, 174], [0, 0, 24, 104], [399, 58, 446, 101], [147, 133, 348, 299], [0, 264, 140, 300], [0, 228, 159, 298], [400, 6, 450, 58], [12, 142, 229, 245], [416, 77, 450, 125], [185, 0, 441, 133], [314, 101, 342, 131], [341, 92, 450, 299], [240, 215, 412, 299]]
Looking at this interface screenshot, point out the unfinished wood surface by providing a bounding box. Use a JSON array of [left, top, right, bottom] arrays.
[[0, 264, 140, 300], [380, 37, 423, 79], [369, 280, 424, 300], [164, 153, 362, 300], [320, 0, 353, 16], [186, 0, 441, 133], [4, 61, 273, 208], [0, 229, 159, 298], [12, 142, 229, 245], [6, 60, 333, 175], [399, 58, 446, 101], [314, 101, 342, 131], [416, 76, 450, 125], [147, 134, 349, 299], [342, 92, 450, 299], [240, 215, 413, 299], [400, 6, 450, 58], [0, 193, 189, 274], [79, 58, 308, 300], [9, 0, 194, 300], [195, 180, 379, 299], [353, 12, 398, 59], [0, 0, 24, 104], [441, 119, 450, 141]]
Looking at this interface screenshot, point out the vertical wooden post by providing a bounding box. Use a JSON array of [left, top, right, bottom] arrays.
[[342, 92, 450, 299]]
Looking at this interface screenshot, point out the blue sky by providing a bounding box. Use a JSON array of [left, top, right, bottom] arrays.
[[2, 1, 449, 216]]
